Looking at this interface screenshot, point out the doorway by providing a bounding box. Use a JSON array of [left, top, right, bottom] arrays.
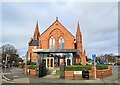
[[46, 57, 54, 69]]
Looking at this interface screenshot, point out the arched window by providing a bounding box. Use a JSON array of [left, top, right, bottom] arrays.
[[49, 36, 55, 49], [58, 36, 64, 49]]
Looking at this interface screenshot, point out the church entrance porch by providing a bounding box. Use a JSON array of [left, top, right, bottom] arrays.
[[33, 49, 78, 77], [39, 53, 74, 70]]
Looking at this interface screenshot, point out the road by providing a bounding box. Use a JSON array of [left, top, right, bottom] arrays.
[[1, 65, 120, 84], [102, 65, 120, 83], [1, 67, 29, 83]]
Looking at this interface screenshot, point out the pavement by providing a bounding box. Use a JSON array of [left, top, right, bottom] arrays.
[[1, 66, 120, 84], [1, 67, 29, 83]]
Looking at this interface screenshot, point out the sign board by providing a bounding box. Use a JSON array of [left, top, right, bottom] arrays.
[[92, 54, 96, 60], [74, 71, 82, 74]]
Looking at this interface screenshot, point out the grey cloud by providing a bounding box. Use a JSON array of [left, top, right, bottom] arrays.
[[2, 2, 118, 57]]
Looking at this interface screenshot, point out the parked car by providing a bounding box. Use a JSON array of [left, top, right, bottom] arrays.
[[115, 62, 120, 65], [108, 62, 112, 65], [112, 62, 115, 65]]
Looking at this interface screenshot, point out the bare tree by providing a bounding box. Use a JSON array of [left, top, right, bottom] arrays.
[[0, 44, 19, 64]]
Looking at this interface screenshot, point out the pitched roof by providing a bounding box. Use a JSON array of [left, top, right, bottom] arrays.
[[40, 18, 74, 37], [29, 40, 38, 46]]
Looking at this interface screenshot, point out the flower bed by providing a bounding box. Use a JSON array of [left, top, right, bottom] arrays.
[[24, 65, 38, 76]]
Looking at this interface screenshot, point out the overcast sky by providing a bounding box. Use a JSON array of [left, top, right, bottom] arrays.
[[1, 1, 118, 59]]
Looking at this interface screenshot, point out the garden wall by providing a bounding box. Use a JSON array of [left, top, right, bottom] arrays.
[[65, 66, 112, 79]]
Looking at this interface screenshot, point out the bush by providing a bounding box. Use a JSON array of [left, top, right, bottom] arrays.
[[13, 63, 20, 67], [22, 63, 25, 68], [30, 62, 36, 65], [28, 65, 38, 70], [96, 64, 108, 70], [65, 65, 92, 71], [27, 61, 30, 65], [26, 61, 36, 65], [74, 63, 82, 66], [55, 70, 61, 75]]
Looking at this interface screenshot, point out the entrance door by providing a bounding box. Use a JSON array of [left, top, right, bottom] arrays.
[[67, 59, 71, 66], [46, 57, 54, 69]]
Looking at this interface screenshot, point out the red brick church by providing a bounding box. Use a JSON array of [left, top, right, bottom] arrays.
[[26, 17, 86, 68]]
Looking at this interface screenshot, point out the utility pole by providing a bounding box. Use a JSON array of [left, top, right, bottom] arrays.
[[94, 59, 96, 79], [92, 54, 96, 79]]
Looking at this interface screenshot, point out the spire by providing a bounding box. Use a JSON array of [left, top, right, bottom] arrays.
[[76, 21, 81, 36], [56, 17, 58, 21], [33, 21, 40, 40], [76, 21, 82, 53]]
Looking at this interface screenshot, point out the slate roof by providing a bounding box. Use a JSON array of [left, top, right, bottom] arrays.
[[29, 40, 38, 46]]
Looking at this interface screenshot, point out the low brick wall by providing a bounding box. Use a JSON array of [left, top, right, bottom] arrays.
[[24, 66, 29, 74], [64, 66, 112, 79], [73, 74, 82, 80], [65, 71, 83, 80], [88, 70, 94, 77], [65, 71, 73, 79], [96, 66, 112, 78], [29, 69, 36, 76]]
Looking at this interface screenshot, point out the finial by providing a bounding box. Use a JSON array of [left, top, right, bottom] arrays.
[[37, 20, 38, 24], [56, 17, 58, 20], [78, 21, 79, 24]]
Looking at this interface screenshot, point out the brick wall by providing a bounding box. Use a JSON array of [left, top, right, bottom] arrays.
[[65, 66, 112, 79]]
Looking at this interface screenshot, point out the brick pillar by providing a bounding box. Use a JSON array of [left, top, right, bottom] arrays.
[[91, 66, 95, 77], [81, 50, 86, 65], [81, 56, 86, 65]]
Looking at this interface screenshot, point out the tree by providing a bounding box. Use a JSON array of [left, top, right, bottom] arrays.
[[0, 44, 19, 64]]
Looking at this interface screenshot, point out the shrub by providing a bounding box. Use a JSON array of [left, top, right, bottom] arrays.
[[27, 61, 30, 65], [30, 62, 37, 65], [28, 65, 38, 70], [96, 65, 108, 70], [65, 65, 92, 71], [22, 63, 25, 68], [14, 63, 20, 67], [26, 61, 37, 65], [74, 63, 82, 66], [55, 70, 61, 75]]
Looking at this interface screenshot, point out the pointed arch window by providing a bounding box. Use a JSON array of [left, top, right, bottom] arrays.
[[58, 36, 64, 49], [49, 36, 55, 49]]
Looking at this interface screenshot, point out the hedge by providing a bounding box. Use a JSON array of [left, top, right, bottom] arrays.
[[65, 65, 108, 71], [28, 65, 38, 70], [65, 65, 92, 71], [74, 63, 82, 66], [27, 61, 36, 65], [96, 65, 108, 70]]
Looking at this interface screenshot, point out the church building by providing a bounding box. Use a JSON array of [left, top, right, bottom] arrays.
[[26, 17, 86, 69]]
